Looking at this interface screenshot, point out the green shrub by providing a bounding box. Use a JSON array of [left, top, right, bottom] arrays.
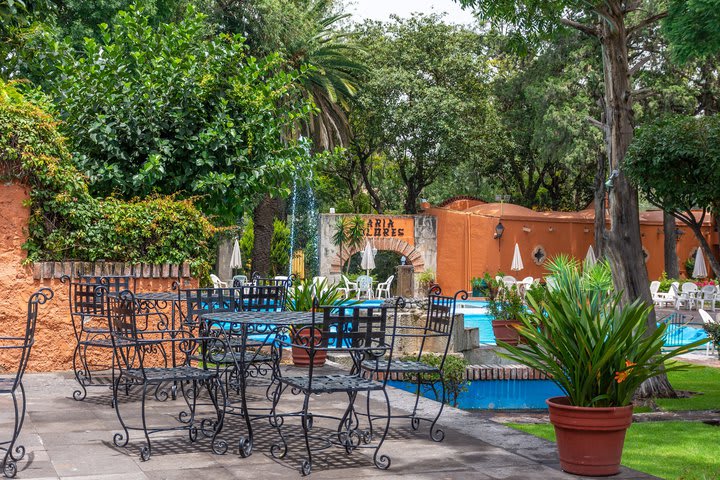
[[35, 5, 312, 225], [401, 353, 468, 407], [270, 219, 290, 276], [703, 322, 720, 360], [0, 79, 216, 279]]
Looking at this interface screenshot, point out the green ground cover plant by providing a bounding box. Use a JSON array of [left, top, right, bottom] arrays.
[[509, 421, 720, 480], [655, 363, 720, 411]]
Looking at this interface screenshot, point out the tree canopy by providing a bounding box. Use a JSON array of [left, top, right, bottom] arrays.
[[625, 114, 720, 276], [348, 15, 501, 214], [37, 5, 313, 225]]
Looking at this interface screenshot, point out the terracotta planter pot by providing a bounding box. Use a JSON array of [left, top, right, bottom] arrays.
[[291, 326, 327, 367], [492, 319, 522, 346], [547, 396, 633, 476]]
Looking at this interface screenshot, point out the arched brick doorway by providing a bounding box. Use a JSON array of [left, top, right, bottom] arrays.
[[319, 214, 436, 286], [329, 237, 425, 274]]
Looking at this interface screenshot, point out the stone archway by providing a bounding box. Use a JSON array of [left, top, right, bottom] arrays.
[[319, 214, 437, 283], [329, 237, 425, 274]]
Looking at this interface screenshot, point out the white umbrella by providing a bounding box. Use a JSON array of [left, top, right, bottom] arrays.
[[585, 245, 597, 267], [511, 243, 524, 271], [693, 247, 708, 278], [360, 241, 376, 275], [230, 239, 242, 270]]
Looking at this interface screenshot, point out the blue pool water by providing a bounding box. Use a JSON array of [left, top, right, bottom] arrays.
[[388, 379, 564, 410]]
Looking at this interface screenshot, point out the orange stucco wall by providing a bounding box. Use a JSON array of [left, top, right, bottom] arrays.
[[429, 203, 716, 296], [0, 183, 197, 372]]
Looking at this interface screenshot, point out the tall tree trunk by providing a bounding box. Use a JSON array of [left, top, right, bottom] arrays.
[[599, 11, 674, 398], [593, 147, 606, 258], [663, 211, 680, 278], [251, 194, 282, 276]]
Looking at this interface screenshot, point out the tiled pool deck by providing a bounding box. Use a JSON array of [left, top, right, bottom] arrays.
[[0, 368, 658, 480]]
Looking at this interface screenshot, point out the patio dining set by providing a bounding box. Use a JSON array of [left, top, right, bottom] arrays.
[[0, 275, 466, 478]]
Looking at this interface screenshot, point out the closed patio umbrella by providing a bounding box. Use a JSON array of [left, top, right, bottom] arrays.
[[511, 243, 524, 271], [585, 245, 597, 267], [692, 247, 708, 278], [230, 238, 242, 271], [360, 241, 376, 275]]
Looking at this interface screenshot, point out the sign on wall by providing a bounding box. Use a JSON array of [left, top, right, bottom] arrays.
[[364, 217, 414, 246]]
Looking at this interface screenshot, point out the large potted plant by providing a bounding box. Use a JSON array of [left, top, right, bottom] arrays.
[[286, 278, 348, 366], [486, 275, 525, 346], [499, 256, 707, 476]]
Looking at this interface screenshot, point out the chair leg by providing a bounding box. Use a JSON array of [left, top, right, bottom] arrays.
[[72, 343, 88, 401], [269, 382, 288, 460], [410, 374, 422, 430], [9, 382, 27, 462], [299, 393, 313, 476], [139, 383, 152, 461], [429, 372, 447, 442], [111, 372, 130, 448], [208, 378, 228, 455], [372, 388, 392, 470], [2, 386, 25, 478], [237, 365, 253, 458]]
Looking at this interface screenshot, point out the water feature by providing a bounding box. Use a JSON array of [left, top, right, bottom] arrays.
[[288, 174, 298, 277]]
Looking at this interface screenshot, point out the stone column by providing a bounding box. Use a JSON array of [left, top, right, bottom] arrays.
[[396, 265, 414, 298]]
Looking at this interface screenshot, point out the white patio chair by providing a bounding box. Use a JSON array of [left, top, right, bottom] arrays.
[[699, 309, 718, 356], [376, 275, 395, 299], [339, 275, 358, 299], [210, 273, 228, 288], [651, 281, 674, 308], [676, 283, 699, 310], [518, 276, 534, 297], [698, 285, 718, 311], [356, 275, 374, 299]]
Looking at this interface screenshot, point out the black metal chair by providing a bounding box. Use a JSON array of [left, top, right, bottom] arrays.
[[361, 286, 467, 442], [0, 288, 53, 478], [182, 287, 242, 331], [61, 275, 138, 401], [241, 284, 287, 312], [106, 290, 227, 460], [269, 300, 403, 476]]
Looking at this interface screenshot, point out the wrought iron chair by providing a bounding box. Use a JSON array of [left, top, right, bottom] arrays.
[[361, 286, 467, 442], [182, 287, 242, 332], [0, 288, 53, 478], [269, 300, 402, 476], [61, 275, 135, 401], [106, 290, 227, 461]]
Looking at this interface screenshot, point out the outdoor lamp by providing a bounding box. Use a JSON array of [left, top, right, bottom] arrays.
[[494, 221, 505, 240], [604, 169, 619, 190], [401, 256, 406, 265]]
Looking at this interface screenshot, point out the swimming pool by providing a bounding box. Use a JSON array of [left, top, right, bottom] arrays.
[[388, 378, 564, 410]]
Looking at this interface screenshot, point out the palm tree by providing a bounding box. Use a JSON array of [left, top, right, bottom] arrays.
[[221, 0, 365, 274]]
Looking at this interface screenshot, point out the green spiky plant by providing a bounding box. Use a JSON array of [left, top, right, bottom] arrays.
[[499, 255, 708, 407], [286, 277, 347, 312]]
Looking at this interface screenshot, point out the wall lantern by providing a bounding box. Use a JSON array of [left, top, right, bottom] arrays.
[[605, 169, 619, 190], [494, 222, 505, 240], [675, 228, 685, 242]]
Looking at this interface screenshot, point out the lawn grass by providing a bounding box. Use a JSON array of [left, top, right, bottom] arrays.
[[509, 421, 720, 480], [657, 363, 720, 411]]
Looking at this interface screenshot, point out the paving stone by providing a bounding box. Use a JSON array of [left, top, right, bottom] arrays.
[[5, 372, 659, 480]]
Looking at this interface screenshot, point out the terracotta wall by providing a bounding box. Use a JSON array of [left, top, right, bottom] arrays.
[[430, 205, 716, 296], [0, 183, 197, 372]]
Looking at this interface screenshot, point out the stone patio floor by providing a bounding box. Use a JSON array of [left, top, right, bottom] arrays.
[[1, 367, 659, 480]]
